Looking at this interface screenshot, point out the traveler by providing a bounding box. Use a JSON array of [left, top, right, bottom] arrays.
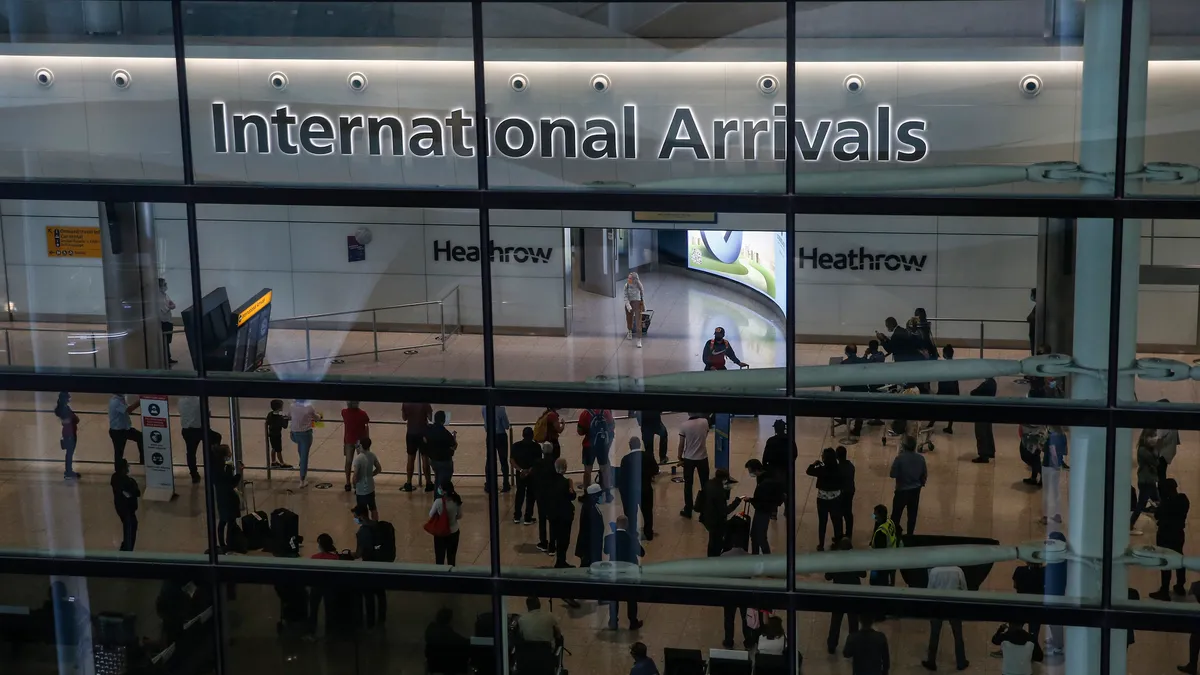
[[210, 444, 242, 553], [757, 616, 786, 655], [511, 427, 541, 524], [401, 401, 434, 491], [936, 345, 959, 433], [616, 437, 654, 538], [1043, 531, 1067, 656], [482, 405, 512, 493], [1018, 418, 1046, 487], [761, 419, 796, 480], [700, 469, 742, 557], [629, 642, 658, 675], [110, 459, 141, 551], [429, 480, 463, 566], [826, 537, 865, 654], [864, 339, 886, 366], [702, 327, 747, 370], [1150, 478, 1190, 600], [678, 412, 712, 518], [108, 394, 143, 467], [836, 446, 856, 538], [624, 271, 646, 348], [158, 277, 177, 365], [843, 615, 890, 675], [547, 457, 577, 567], [54, 392, 80, 480], [350, 505, 387, 627], [533, 442, 558, 553], [870, 504, 898, 588], [1132, 427, 1162, 535], [969, 378, 998, 463], [288, 399, 318, 489], [575, 483, 604, 568], [912, 308, 937, 358], [533, 407, 564, 459], [578, 408, 615, 492], [265, 399, 291, 469], [839, 345, 866, 435], [605, 515, 645, 630], [425, 607, 470, 675], [743, 459, 784, 554], [517, 597, 560, 644], [1177, 583, 1200, 674], [720, 530, 753, 649], [889, 440, 927, 536], [425, 411, 458, 490], [991, 622, 1036, 675], [638, 410, 669, 463], [1011, 561, 1045, 661], [806, 447, 844, 551], [353, 438, 382, 521], [922, 565, 969, 671], [1151, 407, 1180, 483], [341, 401, 370, 493], [876, 317, 918, 362], [1040, 426, 1066, 525], [180, 396, 221, 484]]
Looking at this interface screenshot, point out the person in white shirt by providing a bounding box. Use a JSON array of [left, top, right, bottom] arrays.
[[289, 400, 318, 488], [179, 396, 222, 484], [923, 565, 969, 671], [623, 272, 646, 348], [756, 615, 786, 655], [158, 278, 177, 365], [677, 413, 711, 518], [991, 622, 1035, 675]]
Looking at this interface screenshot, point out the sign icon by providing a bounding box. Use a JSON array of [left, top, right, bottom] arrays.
[[701, 230, 743, 264], [150, 430, 163, 444], [151, 452, 165, 466], [148, 403, 161, 416]]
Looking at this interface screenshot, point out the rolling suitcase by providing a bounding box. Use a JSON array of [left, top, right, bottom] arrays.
[[240, 481, 271, 551], [271, 494, 301, 557], [726, 506, 752, 552], [640, 309, 654, 335]]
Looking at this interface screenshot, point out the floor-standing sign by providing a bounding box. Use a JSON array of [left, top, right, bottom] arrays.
[[141, 395, 176, 501], [713, 413, 731, 471]]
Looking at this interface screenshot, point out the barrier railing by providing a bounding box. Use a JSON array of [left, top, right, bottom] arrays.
[[0, 325, 112, 368], [926, 316, 1028, 358]]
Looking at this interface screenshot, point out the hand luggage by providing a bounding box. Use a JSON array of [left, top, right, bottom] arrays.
[[374, 521, 397, 562], [640, 309, 654, 334], [240, 481, 271, 551], [271, 493, 301, 557], [227, 520, 248, 554], [726, 505, 752, 552]]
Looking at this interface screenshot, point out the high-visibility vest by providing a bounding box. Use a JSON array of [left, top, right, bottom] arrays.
[[874, 519, 899, 549]]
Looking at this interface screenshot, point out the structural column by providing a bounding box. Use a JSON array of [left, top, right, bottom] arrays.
[[99, 202, 166, 371], [1069, 1, 1148, 673]]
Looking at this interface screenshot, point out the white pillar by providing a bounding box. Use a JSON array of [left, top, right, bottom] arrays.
[[1068, 0, 1148, 672]]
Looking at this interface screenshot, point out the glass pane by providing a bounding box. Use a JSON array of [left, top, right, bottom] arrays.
[[0, 1, 183, 181], [1133, 1, 1200, 197], [483, 2, 789, 193], [1, 200, 196, 376], [491, 211, 787, 394], [182, 1, 476, 187], [795, 0, 1118, 197], [0, 572, 217, 674], [1132, 217, 1200, 403], [195, 205, 482, 384]]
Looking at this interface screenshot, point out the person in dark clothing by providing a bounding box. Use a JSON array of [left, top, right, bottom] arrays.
[[351, 505, 387, 626], [1151, 478, 1190, 600], [210, 444, 243, 552], [913, 308, 937, 357], [1178, 583, 1200, 674], [870, 504, 898, 588], [532, 442, 558, 553], [547, 458, 577, 567], [575, 484, 604, 568], [1027, 290, 1037, 355], [877, 317, 920, 362], [826, 537, 865, 654], [700, 469, 742, 557], [743, 459, 784, 554], [110, 459, 140, 551], [889, 441, 926, 536], [761, 419, 797, 479], [1011, 561, 1045, 661], [629, 642, 659, 675], [618, 437, 658, 540], [969, 377, 998, 463], [605, 515, 645, 630], [807, 447, 844, 551], [426, 607, 470, 674], [265, 399, 291, 468], [843, 615, 890, 675], [991, 622, 1036, 674], [511, 427, 541, 524], [702, 326, 747, 370], [839, 346, 867, 435], [639, 410, 668, 464], [935, 345, 960, 433], [836, 446, 856, 539]]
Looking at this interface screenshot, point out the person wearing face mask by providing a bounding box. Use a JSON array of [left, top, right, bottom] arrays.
[[702, 327, 747, 371], [158, 278, 177, 365], [575, 483, 604, 568], [623, 271, 646, 348], [547, 457, 577, 568], [699, 469, 743, 557], [429, 480, 463, 567]]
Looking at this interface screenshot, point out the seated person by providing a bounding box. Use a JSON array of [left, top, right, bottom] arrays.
[[426, 607, 470, 674]]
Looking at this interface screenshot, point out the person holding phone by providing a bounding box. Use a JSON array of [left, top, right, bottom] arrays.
[[424, 410, 458, 489]]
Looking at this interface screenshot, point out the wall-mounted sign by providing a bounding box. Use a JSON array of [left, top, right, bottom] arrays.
[[211, 103, 929, 164], [46, 226, 102, 258], [798, 247, 928, 272], [633, 211, 718, 224], [433, 239, 554, 264], [347, 235, 366, 263]]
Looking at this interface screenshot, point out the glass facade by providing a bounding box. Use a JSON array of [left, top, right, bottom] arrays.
[[0, 1, 1198, 674]]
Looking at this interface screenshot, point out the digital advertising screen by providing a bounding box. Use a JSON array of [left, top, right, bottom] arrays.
[[687, 230, 787, 312]]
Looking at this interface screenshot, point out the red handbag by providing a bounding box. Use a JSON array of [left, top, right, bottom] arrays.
[[424, 498, 451, 537]]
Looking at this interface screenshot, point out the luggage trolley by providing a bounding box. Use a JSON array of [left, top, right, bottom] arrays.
[[879, 384, 936, 453]]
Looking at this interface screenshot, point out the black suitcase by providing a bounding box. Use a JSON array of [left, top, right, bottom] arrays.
[[640, 309, 654, 334], [271, 504, 301, 557], [240, 481, 271, 550], [726, 509, 752, 552]]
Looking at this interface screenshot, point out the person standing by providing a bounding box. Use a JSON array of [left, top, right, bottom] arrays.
[[889, 439, 927, 536], [702, 327, 747, 370], [210, 444, 242, 552], [1043, 531, 1067, 656], [700, 469, 742, 557], [424, 411, 458, 490], [678, 412, 711, 518], [482, 405, 512, 493], [1131, 428, 1162, 535], [1011, 561, 1046, 661], [826, 537, 865, 654], [340, 401, 370, 493], [605, 515, 645, 630], [158, 278, 177, 365], [1151, 478, 1190, 600], [533, 442, 558, 553], [1040, 426, 1066, 525], [578, 408, 615, 493], [837, 445, 856, 539], [616, 437, 650, 536], [54, 392, 80, 481], [288, 399, 318, 489], [1152, 408, 1180, 484], [839, 345, 867, 436], [108, 394, 143, 467], [350, 505, 387, 627], [870, 504, 898, 588], [969, 378, 998, 463], [806, 447, 844, 551], [623, 271, 646, 349], [533, 407, 564, 459], [761, 419, 796, 480], [265, 399, 291, 469], [401, 401, 434, 492], [511, 427, 540, 525], [936, 345, 959, 433], [547, 457, 577, 568], [111, 459, 141, 551], [743, 459, 784, 554], [922, 565, 969, 671], [180, 396, 222, 484], [720, 537, 753, 649], [429, 481, 463, 566], [575, 483, 604, 568], [639, 410, 668, 464], [843, 615, 890, 675], [1177, 583, 1200, 674], [353, 438, 382, 522]]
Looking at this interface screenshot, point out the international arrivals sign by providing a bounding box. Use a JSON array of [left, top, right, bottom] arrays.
[[210, 103, 929, 163]]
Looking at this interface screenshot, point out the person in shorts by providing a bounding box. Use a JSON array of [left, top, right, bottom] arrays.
[[266, 399, 291, 468], [353, 438, 382, 521], [401, 402, 433, 492], [341, 401, 370, 492], [577, 408, 615, 491]]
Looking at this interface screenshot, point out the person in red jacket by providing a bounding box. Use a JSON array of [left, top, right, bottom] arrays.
[[702, 327, 747, 371]]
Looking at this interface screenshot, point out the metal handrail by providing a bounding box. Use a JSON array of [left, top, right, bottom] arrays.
[[926, 316, 1028, 358], [0, 325, 106, 368]]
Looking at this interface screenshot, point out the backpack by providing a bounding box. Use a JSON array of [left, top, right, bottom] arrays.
[[533, 411, 551, 443], [587, 409, 611, 450], [374, 521, 397, 562]]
